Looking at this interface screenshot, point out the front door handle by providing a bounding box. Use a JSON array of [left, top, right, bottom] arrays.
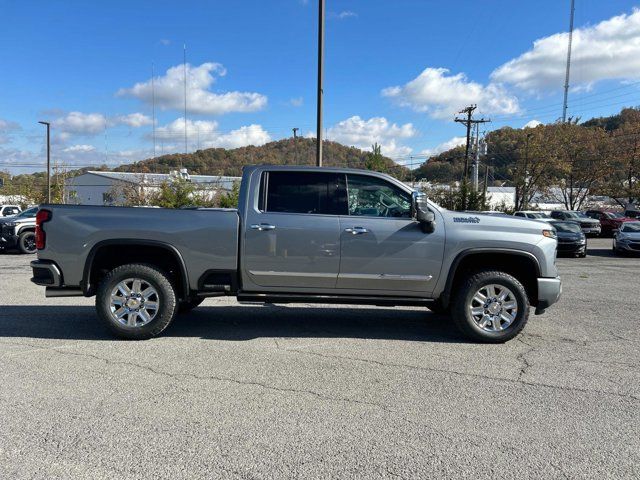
[[251, 223, 276, 231], [344, 226, 368, 235]]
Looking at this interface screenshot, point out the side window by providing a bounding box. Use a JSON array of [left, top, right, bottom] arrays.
[[346, 174, 412, 218], [514, 212, 524, 217], [263, 171, 346, 215]]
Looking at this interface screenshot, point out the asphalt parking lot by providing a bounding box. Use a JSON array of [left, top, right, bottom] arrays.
[[0, 238, 638, 479]]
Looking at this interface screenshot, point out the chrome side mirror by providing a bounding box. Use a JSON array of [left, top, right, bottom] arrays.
[[412, 191, 436, 233]]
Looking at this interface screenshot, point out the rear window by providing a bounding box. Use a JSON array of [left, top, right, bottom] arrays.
[[262, 171, 347, 215]]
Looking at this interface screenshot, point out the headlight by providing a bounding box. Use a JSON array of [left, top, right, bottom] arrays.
[[543, 229, 557, 239], [4, 222, 18, 228]]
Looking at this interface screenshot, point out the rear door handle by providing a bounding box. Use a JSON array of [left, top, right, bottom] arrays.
[[251, 223, 276, 231], [344, 226, 368, 235]]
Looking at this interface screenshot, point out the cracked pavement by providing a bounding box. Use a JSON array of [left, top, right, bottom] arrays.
[[0, 238, 638, 479]]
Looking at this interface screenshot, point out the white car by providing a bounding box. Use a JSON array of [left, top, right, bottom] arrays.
[[513, 211, 553, 222], [613, 221, 640, 255], [0, 205, 21, 217]]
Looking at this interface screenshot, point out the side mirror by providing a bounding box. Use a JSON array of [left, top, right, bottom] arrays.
[[412, 191, 436, 233]]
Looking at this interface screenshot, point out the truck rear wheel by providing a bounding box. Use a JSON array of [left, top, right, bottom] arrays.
[[451, 270, 530, 343], [18, 231, 37, 254], [96, 263, 177, 340]]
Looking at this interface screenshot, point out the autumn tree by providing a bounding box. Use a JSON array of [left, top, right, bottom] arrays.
[[600, 109, 640, 207], [549, 123, 611, 210]]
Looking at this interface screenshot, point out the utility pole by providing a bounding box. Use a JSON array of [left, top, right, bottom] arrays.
[[183, 43, 188, 156], [316, 0, 325, 167], [562, 0, 575, 123], [38, 121, 51, 203], [454, 105, 490, 184], [292, 127, 299, 163], [152, 63, 157, 158]]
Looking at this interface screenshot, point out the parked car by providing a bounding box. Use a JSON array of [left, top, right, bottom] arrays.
[[625, 205, 640, 219], [612, 221, 640, 256], [550, 210, 601, 236], [0, 205, 21, 217], [30, 166, 562, 343], [549, 220, 587, 257], [584, 209, 635, 236], [513, 211, 553, 222], [0, 206, 38, 253]]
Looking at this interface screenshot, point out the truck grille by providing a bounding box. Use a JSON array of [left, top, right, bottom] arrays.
[[580, 222, 597, 229]]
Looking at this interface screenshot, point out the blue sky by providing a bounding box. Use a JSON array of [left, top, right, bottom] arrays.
[[2, 0, 640, 172]]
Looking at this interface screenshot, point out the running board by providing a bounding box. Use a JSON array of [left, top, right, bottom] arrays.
[[236, 292, 434, 307], [45, 287, 84, 297]]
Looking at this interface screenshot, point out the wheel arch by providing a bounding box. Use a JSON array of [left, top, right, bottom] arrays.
[[82, 239, 189, 301], [441, 249, 541, 308]]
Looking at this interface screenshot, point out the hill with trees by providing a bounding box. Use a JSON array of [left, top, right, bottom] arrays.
[[115, 138, 407, 179]]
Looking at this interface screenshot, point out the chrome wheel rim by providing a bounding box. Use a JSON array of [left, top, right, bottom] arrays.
[[469, 284, 518, 332], [109, 278, 159, 327]]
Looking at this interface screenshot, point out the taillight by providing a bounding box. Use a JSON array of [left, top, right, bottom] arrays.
[[35, 209, 51, 250]]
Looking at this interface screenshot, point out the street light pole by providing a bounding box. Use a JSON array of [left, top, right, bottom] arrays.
[[38, 121, 51, 203], [316, 0, 325, 167]]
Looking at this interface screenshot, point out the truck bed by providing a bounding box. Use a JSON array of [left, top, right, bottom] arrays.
[[38, 205, 239, 291]]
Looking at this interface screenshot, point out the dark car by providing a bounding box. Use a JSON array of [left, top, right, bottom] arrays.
[[550, 210, 601, 236], [584, 209, 635, 236], [549, 220, 587, 257], [613, 221, 640, 256]]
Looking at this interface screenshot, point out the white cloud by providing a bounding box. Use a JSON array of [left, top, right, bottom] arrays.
[[62, 144, 96, 153], [0, 119, 20, 131], [382, 67, 520, 119], [420, 136, 466, 158], [51, 111, 154, 139], [523, 119, 542, 129], [326, 116, 416, 158], [156, 118, 271, 150], [492, 8, 640, 92], [52, 111, 107, 135], [0, 119, 20, 144], [333, 11, 357, 20], [288, 96, 303, 107], [117, 62, 267, 115], [114, 113, 153, 128]]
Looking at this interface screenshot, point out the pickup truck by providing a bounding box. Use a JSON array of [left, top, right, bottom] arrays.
[[30, 166, 562, 343], [0, 206, 37, 253]]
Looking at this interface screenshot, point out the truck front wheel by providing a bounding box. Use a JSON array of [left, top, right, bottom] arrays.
[[451, 270, 530, 343], [96, 263, 177, 340]]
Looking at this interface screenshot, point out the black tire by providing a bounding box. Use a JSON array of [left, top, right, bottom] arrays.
[[96, 263, 177, 340], [178, 297, 204, 314], [451, 270, 530, 343], [18, 231, 37, 254]]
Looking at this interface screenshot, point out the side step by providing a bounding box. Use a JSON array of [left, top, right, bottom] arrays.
[[45, 287, 84, 297], [236, 292, 434, 307]]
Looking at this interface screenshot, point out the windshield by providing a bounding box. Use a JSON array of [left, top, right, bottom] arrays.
[[621, 222, 640, 233], [553, 222, 582, 233], [563, 211, 589, 219], [529, 212, 549, 219], [606, 212, 624, 219], [15, 207, 37, 218]]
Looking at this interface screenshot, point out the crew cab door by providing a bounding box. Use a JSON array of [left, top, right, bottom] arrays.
[[242, 171, 345, 290], [337, 174, 445, 295]]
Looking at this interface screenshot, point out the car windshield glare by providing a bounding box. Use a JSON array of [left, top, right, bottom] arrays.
[[16, 207, 37, 218], [621, 222, 640, 232], [530, 213, 549, 219], [554, 222, 582, 233]]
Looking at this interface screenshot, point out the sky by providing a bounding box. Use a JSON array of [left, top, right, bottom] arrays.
[[2, 0, 640, 173]]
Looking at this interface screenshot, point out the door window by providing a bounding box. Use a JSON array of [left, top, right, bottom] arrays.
[[262, 171, 347, 215], [346, 174, 412, 218]]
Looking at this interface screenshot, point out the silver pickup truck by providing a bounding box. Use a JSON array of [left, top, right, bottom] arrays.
[[30, 166, 561, 342]]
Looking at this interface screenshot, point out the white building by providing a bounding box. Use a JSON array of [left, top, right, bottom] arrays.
[[65, 170, 240, 206]]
